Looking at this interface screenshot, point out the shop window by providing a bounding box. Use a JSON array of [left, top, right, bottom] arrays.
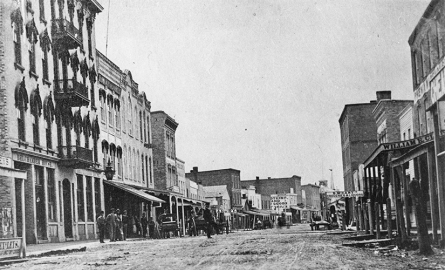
[[77, 175, 85, 221], [47, 168, 56, 221], [86, 176, 93, 221]]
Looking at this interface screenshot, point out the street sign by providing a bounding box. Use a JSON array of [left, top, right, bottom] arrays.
[[326, 191, 364, 198]]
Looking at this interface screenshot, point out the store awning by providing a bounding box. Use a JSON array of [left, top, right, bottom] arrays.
[[243, 210, 270, 217], [104, 181, 165, 203], [290, 206, 304, 211], [234, 212, 247, 217]]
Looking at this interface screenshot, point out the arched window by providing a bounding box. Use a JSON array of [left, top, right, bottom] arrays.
[[143, 112, 147, 142], [134, 106, 138, 139], [121, 98, 126, 133], [123, 145, 127, 179], [128, 98, 132, 136]]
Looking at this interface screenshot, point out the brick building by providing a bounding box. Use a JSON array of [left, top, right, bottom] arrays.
[[186, 167, 242, 209], [301, 184, 320, 212], [339, 97, 378, 223], [151, 111, 179, 192], [241, 176, 302, 204]]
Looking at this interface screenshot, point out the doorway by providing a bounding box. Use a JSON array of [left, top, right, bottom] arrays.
[[63, 179, 73, 238]]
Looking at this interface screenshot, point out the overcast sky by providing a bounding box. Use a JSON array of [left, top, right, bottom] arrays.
[[95, 0, 430, 189]]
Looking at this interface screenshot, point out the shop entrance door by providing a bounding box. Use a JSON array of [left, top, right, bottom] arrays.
[[35, 166, 46, 240], [63, 179, 73, 238]]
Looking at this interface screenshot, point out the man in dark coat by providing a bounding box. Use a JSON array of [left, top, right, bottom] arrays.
[[96, 211, 105, 243], [141, 213, 148, 238], [204, 205, 219, 238], [106, 208, 116, 242]]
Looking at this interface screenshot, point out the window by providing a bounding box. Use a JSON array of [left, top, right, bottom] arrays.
[[29, 35, 36, 75], [77, 9, 84, 50], [77, 175, 85, 221], [33, 114, 40, 145], [123, 145, 127, 179], [46, 119, 52, 149], [128, 100, 132, 136], [146, 116, 150, 143], [42, 49, 49, 81], [135, 107, 138, 139], [140, 112, 143, 140], [143, 112, 147, 142], [421, 38, 430, 78], [18, 107, 26, 142], [13, 21, 22, 65], [86, 18, 93, 58], [100, 94, 106, 123], [93, 136, 98, 163], [115, 104, 120, 130], [121, 99, 126, 133], [108, 99, 113, 127], [86, 176, 93, 221], [47, 168, 56, 221], [149, 157, 153, 183], [39, 0, 45, 21], [102, 146, 108, 169], [430, 28, 439, 68], [94, 178, 100, 215], [117, 151, 122, 177], [141, 155, 145, 183], [145, 155, 149, 185]]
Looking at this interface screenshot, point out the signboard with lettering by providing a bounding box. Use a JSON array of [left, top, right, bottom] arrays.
[[0, 238, 23, 259], [326, 191, 364, 198], [270, 194, 288, 213], [12, 153, 55, 168], [381, 133, 433, 151]]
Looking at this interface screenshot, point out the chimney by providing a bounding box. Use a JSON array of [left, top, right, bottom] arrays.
[[376, 91, 391, 101], [192, 167, 198, 183], [256, 176, 259, 180]]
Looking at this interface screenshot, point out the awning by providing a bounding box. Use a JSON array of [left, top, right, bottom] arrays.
[[104, 181, 165, 203], [234, 212, 247, 217], [242, 210, 270, 217], [291, 206, 303, 211]]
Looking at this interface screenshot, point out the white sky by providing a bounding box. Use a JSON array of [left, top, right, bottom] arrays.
[[95, 0, 430, 189]]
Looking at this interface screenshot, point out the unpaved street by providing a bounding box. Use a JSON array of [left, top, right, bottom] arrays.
[[6, 225, 445, 270]]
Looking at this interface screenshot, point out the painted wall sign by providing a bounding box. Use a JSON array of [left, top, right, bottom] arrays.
[[326, 191, 364, 198], [12, 153, 55, 168]]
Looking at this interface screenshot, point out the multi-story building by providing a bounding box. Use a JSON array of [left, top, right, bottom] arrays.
[[0, 0, 105, 244], [242, 176, 302, 204], [95, 50, 162, 222], [151, 111, 179, 192], [186, 167, 242, 209], [403, 0, 445, 244], [339, 97, 378, 224]]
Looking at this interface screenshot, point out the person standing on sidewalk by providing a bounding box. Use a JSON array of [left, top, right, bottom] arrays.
[[106, 208, 116, 242], [115, 209, 123, 241], [96, 211, 105, 243], [122, 210, 129, 240], [141, 213, 148, 238]]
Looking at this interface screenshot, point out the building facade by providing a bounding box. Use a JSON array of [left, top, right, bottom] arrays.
[[339, 98, 378, 224], [1, 0, 106, 244], [242, 176, 302, 204], [301, 184, 321, 212], [186, 167, 242, 209]]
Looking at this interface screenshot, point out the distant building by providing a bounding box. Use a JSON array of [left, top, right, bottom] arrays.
[[186, 167, 242, 209], [301, 184, 320, 211], [241, 176, 302, 204], [176, 158, 186, 197], [203, 185, 231, 212]]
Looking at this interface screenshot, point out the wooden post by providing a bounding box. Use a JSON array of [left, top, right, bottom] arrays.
[[368, 200, 374, 235], [433, 110, 445, 247], [375, 202, 380, 239], [386, 197, 392, 239], [409, 178, 433, 255], [427, 147, 439, 243], [403, 162, 411, 236], [21, 178, 26, 258], [395, 166, 407, 245], [357, 203, 363, 231]]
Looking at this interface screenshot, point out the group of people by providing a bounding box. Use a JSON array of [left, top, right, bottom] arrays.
[[97, 205, 223, 242], [96, 208, 130, 243], [97, 208, 164, 243]]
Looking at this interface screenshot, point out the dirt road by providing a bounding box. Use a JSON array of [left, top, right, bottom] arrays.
[[6, 224, 445, 270]]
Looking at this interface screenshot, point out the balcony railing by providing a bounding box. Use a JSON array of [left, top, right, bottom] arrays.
[[59, 145, 93, 168], [52, 19, 82, 50], [54, 79, 89, 107]]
